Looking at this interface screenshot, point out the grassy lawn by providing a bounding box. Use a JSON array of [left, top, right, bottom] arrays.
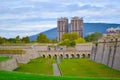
[[0, 70, 119, 80], [59, 58, 120, 78], [0, 57, 11, 62], [0, 57, 120, 80], [15, 57, 55, 75]]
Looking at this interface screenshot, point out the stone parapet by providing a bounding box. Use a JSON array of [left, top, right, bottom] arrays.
[[75, 44, 92, 51]]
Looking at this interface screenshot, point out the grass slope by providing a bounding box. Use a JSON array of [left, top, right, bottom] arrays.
[[0, 70, 119, 80], [0, 57, 10, 62], [60, 58, 120, 78], [15, 57, 55, 75]]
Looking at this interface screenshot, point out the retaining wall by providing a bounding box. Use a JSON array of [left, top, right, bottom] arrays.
[[39, 51, 91, 58], [75, 44, 92, 51], [0, 49, 40, 64], [0, 45, 31, 49], [0, 44, 92, 63], [0, 58, 18, 71], [34, 45, 48, 52], [0, 45, 40, 63], [91, 38, 120, 71]]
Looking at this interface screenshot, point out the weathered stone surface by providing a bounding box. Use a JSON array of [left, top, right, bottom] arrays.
[[90, 45, 97, 61], [75, 44, 92, 51], [95, 44, 104, 63], [91, 38, 120, 71], [112, 41, 120, 70], [0, 58, 18, 71], [0, 43, 92, 71]]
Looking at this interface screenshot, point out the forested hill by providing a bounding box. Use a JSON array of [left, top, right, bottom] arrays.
[[30, 23, 120, 40]]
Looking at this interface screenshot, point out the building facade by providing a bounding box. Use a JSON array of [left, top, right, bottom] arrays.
[[70, 17, 83, 37], [106, 27, 120, 36], [57, 17, 68, 41], [57, 17, 83, 41]]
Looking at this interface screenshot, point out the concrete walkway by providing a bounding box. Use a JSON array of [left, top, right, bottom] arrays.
[[53, 63, 61, 76]]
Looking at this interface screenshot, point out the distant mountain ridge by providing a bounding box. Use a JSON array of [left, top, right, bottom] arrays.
[[30, 23, 120, 41]]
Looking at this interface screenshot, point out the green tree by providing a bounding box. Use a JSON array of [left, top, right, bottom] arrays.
[[70, 32, 79, 41], [0, 37, 3, 44], [0, 37, 7, 44], [69, 41, 76, 47], [59, 39, 70, 46], [21, 36, 30, 43], [49, 39, 57, 43], [62, 32, 79, 41], [85, 32, 102, 42], [15, 35, 21, 43], [59, 39, 76, 47], [37, 33, 49, 43], [75, 37, 86, 43], [60, 32, 84, 47], [61, 33, 69, 41], [8, 38, 16, 43]]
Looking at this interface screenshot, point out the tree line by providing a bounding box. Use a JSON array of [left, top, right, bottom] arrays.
[[0, 36, 30, 44], [0, 34, 57, 44], [58, 32, 102, 47], [59, 32, 86, 47], [0, 32, 102, 45]]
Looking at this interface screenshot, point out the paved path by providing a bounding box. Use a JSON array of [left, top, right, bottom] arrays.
[[53, 63, 61, 76], [56, 56, 60, 64]]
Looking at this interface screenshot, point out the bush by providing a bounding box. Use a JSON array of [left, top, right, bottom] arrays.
[[58, 39, 76, 47], [85, 32, 102, 42], [75, 37, 86, 43], [69, 41, 76, 47], [58, 39, 70, 46]]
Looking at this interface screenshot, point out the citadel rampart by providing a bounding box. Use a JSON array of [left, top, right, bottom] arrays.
[[38, 44, 92, 58], [0, 44, 92, 71], [0, 58, 18, 71], [91, 38, 120, 71]]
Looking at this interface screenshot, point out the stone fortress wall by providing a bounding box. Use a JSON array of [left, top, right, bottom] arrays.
[[0, 44, 92, 70], [0, 45, 39, 63], [91, 38, 120, 71], [0, 58, 18, 71], [38, 44, 92, 58]]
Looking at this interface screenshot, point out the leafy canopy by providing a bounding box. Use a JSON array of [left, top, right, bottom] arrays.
[[75, 37, 86, 43], [62, 32, 79, 41], [85, 32, 102, 42], [59, 32, 85, 47], [37, 33, 49, 43]]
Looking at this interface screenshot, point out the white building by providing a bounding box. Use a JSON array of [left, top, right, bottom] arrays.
[[106, 27, 120, 36]]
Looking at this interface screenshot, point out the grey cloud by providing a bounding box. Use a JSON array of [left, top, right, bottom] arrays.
[[0, 0, 120, 38]]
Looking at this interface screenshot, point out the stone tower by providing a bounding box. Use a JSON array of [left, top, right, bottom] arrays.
[[70, 17, 83, 37], [57, 17, 68, 41]]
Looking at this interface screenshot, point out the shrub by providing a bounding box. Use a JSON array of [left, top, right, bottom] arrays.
[[75, 37, 86, 43]]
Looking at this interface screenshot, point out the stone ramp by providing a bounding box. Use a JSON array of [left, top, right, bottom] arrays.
[[53, 63, 61, 76]]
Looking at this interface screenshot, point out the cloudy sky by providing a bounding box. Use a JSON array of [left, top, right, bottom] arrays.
[[0, 0, 120, 38]]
